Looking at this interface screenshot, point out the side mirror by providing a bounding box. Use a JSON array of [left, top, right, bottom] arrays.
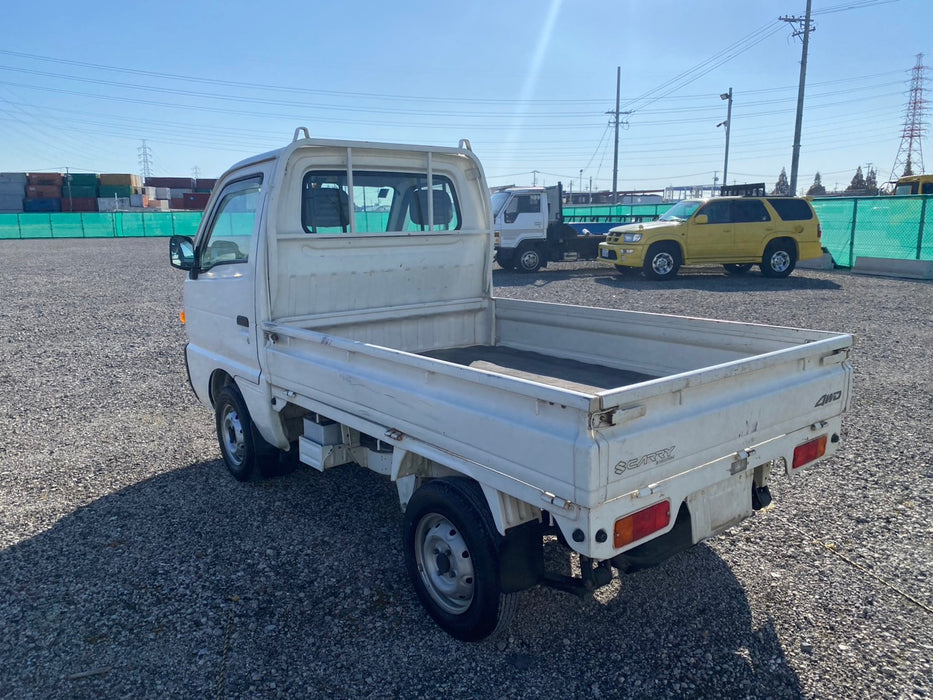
[[693, 214, 708, 225], [169, 235, 197, 271]]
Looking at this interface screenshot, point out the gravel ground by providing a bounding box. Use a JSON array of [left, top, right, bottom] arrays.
[[0, 238, 930, 699]]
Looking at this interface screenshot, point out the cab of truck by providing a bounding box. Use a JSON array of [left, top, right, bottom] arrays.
[[598, 195, 823, 280], [893, 174, 933, 195]]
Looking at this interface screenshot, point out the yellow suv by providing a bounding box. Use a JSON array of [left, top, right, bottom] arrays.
[[598, 196, 823, 280]]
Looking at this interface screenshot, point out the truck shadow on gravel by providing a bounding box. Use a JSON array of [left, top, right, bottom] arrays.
[[0, 461, 804, 699]]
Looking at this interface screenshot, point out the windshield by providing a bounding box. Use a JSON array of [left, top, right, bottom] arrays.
[[491, 191, 511, 217], [658, 200, 703, 222]]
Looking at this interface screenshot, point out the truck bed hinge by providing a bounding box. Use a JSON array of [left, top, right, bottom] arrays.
[[541, 491, 576, 511]]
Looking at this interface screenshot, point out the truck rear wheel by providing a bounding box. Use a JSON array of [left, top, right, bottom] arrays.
[[402, 478, 518, 641], [760, 240, 797, 278], [215, 384, 287, 481]]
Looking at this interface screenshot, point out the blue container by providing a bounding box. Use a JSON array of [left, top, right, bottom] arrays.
[[23, 198, 62, 213]]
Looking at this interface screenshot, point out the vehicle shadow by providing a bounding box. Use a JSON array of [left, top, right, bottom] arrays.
[[0, 461, 804, 699], [494, 265, 843, 293]]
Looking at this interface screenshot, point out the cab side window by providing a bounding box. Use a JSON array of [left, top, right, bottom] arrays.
[[505, 194, 540, 223], [199, 176, 262, 271], [697, 200, 731, 224], [731, 199, 770, 223]]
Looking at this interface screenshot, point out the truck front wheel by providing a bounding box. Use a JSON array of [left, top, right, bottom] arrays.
[[515, 244, 543, 273], [215, 384, 286, 481], [643, 242, 681, 280], [402, 478, 518, 641]]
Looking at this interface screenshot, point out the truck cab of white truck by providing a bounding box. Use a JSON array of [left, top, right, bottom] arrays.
[[170, 129, 853, 641], [492, 183, 607, 272]]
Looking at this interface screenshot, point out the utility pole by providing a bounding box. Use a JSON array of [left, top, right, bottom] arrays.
[[780, 0, 814, 196], [718, 88, 733, 195], [611, 67, 620, 205]]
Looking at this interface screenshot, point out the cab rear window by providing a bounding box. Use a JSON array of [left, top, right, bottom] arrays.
[[767, 198, 814, 221]]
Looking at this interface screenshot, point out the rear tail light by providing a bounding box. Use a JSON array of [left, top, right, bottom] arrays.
[[793, 435, 827, 469], [817, 223, 822, 239], [614, 500, 671, 548]]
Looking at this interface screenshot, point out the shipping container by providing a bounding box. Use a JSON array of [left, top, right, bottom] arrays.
[[23, 198, 62, 213], [27, 173, 64, 186], [99, 173, 137, 187], [130, 194, 149, 208], [62, 185, 98, 198], [67, 173, 99, 187], [61, 197, 99, 213], [0, 194, 24, 213], [99, 185, 135, 199], [145, 176, 195, 189], [26, 185, 63, 199], [97, 197, 132, 212]]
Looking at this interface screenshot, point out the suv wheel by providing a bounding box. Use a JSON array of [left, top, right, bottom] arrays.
[[643, 242, 681, 280], [760, 240, 797, 278]]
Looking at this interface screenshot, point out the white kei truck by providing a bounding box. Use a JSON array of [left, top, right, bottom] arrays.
[[169, 129, 853, 641]]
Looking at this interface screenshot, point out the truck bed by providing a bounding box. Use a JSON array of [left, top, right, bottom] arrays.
[[424, 346, 656, 394]]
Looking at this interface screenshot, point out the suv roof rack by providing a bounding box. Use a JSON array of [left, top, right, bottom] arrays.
[[720, 183, 766, 197]]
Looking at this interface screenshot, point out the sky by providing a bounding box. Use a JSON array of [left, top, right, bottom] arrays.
[[0, 0, 930, 195]]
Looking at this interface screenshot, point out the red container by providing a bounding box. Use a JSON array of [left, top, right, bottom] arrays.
[[170, 198, 187, 210], [147, 177, 195, 189], [183, 193, 211, 210], [27, 172, 64, 186], [26, 184, 63, 199], [194, 178, 217, 190], [61, 197, 99, 212]]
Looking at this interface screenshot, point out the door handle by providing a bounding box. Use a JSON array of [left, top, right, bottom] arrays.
[[236, 315, 249, 328]]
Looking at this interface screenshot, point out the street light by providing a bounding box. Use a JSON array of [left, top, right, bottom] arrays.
[[718, 88, 733, 195]]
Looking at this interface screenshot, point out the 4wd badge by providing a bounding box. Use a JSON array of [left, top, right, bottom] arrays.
[[814, 391, 842, 407]]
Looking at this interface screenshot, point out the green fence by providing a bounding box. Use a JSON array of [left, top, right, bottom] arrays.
[[2, 196, 931, 268], [563, 196, 932, 267], [0, 212, 203, 240]]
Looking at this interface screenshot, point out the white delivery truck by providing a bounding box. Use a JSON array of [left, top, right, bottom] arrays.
[[169, 129, 853, 641]]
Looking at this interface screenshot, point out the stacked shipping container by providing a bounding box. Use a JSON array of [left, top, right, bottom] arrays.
[[0, 172, 215, 212], [0, 173, 27, 213]]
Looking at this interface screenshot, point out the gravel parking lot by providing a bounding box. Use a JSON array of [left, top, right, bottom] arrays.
[[0, 238, 931, 699]]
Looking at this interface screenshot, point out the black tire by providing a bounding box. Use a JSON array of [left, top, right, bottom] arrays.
[[214, 384, 285, 481], [723, 263, 753, 275], [760, 240, 797, 278], [402, 478, 518, 641], [642, 242, 681, 280], [515, 244, 543, 273], [494, 251, 515, 270]]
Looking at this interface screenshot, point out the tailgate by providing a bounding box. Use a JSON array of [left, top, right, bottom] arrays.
[[594, 334, 853, 504]]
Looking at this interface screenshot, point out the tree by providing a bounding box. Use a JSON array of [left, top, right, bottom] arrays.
[[845, 166, 866, 194], [864, 167, 879, 196], [806, 172, 827, 196], [772, 167, 790, 195]]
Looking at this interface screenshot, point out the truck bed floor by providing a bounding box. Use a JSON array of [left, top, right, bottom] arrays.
[[423, 346, 656, 394]]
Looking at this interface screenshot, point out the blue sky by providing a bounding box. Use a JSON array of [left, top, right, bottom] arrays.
[[0, 0, 929, 194]]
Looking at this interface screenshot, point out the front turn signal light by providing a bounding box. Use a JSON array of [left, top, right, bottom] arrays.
[[179, 310, 186, 325]]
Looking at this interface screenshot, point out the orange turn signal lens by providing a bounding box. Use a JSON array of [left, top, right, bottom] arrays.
[[614, 500, 671, 549], [793, 435, 827, 469], [179, 310, 186, 325]]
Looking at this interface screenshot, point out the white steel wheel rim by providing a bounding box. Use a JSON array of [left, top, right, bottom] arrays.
[[414, 513, 475, 614], [221, 406, 246, 467], [652, 253, 674, 275], [519, 250, 539, 269], [770, 250, 791, 272]]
